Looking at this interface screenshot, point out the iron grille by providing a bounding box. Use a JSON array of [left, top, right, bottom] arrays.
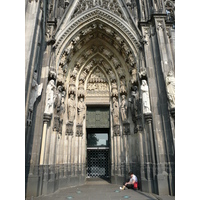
[[87, 149, 110, 178]]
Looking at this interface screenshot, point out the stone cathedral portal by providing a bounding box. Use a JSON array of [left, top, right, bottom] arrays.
[[25, 0, 175, 198]]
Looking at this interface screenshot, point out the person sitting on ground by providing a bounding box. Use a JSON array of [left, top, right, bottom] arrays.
[[120, 172, 138, 190]]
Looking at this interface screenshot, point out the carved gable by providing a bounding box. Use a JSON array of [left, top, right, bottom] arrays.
[[71, 0, 128, 22]]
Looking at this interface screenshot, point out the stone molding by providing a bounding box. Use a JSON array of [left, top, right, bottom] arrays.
[[43, 113, 52, 122], [54, 8, 142, 55], [144, 113, 153, 123]]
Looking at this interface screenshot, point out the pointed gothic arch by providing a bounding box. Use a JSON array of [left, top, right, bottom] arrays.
[[54, 8, 142, 56], [26, 1, 175, 198]]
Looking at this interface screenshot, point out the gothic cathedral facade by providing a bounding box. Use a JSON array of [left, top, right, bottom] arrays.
[[25, 0, 175, 198]]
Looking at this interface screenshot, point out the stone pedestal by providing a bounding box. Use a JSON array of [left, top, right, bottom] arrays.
[[53, 115, 60, 132], [66, 122, 73, 136], [156, 171, 169, 195], [113, 125, 120, 136], [122, 122, 130, 135], [26, 175, 40, 197], [76, 124, 83, 137]]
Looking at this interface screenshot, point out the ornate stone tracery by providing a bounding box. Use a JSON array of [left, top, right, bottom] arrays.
[[72, 0, 127, 22]]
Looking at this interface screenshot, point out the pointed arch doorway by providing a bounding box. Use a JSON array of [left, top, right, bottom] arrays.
[[86, 105, 110, 180], [85, 65, 111, 180]]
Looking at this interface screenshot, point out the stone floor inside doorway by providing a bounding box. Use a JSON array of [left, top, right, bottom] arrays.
[[26, 178, 175, 200]]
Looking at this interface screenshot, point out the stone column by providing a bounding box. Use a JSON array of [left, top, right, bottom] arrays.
[[25, 109, 33, 164], [113, 124, 120, 177], [144, 113, 156, 192], [139, 0, 145, 20], [40, 114, 52, 165], [138, 131, 146, 188], [111, 126, 115, 179], [48, 130, 57, 165], [143, 119, 151, 191], [67, 135, 73, 176], [114, 134, 118, 177], [117, 134, 121, 175], [122, 122, 130, 175], [170, 107, 175, 148], [25, 1, 42, 123]]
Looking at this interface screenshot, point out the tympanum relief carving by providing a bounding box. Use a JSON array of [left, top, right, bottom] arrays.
[[86, 68, 109, 97]]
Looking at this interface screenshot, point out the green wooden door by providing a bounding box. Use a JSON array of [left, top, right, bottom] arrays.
[[86, 106, 110, 128]]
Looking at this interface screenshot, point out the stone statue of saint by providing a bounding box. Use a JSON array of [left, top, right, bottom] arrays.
[[139, 66, 147, 79], [112, 81, 118, 96], [112, 97, 120, 125], [120, 79, 126, 94], [120, 95, 128, 122], [67, 93, 76, 123], [166, 70, 175, 108], [44, 79, 56, 115], [29, 71, 43, 111], [131, 68, 137, 84], [54, 86, 63, 115], [141, 80, 151, 114], [77, 97, 86, 125]]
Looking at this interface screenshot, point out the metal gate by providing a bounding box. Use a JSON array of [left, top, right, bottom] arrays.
[[86, 128, 110, 178], [87, 148, 109, 178]]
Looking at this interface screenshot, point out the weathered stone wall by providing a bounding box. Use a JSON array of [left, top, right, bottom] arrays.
[[25, 0, 175, 197]]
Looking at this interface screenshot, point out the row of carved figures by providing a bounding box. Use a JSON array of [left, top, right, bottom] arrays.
[[28, 70, 175, 126]]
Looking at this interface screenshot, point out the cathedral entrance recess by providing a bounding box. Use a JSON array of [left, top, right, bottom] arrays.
[[86, 129, 110, 179], [86, 106, 110, 179]]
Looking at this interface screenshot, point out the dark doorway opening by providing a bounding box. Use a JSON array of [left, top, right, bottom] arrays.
[[86, 128, 110, 180]]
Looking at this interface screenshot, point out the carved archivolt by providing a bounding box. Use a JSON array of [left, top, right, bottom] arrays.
[[54, 8, 142, 57]]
